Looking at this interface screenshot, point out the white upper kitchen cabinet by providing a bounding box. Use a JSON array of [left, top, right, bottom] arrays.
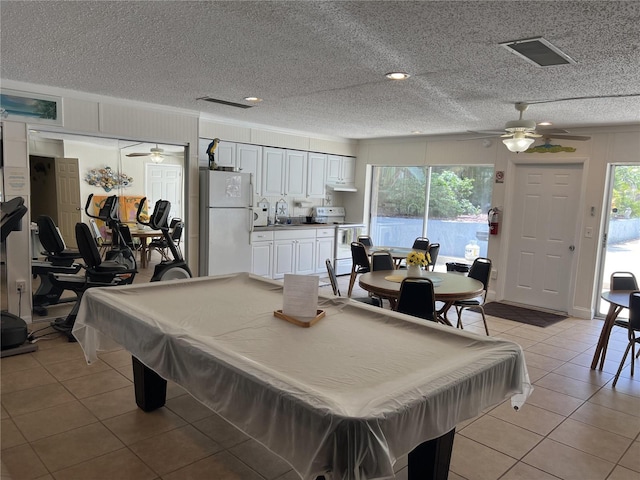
[[327, 155, 355, 185], [262, 147, 286, 196], [237, 143, 262, 195], [215, 141, 236, 168], [307, 153, 327, 198], [285, 150, 307, 197]]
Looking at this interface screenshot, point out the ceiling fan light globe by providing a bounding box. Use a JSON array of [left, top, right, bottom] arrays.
[[503, 136, 535, 152]]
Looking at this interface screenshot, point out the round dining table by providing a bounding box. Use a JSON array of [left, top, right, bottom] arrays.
[[358, 270, 484, 325], [591, 290, 634, 370], [128, 228, 163, 269]]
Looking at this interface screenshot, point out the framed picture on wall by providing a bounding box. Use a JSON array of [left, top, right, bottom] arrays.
[[0, 89, 63, 126]]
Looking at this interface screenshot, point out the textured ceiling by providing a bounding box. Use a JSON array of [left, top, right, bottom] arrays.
[[2, 1, 640, 140]]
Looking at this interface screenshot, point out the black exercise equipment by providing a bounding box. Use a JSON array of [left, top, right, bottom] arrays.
[[1, 197, 37, 355], [84, 194, 137, 269], [136, 198, 192, 281], [31, 215, 82, 315], [50, 222, 137, 340]]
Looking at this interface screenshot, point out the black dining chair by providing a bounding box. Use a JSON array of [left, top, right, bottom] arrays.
[[427, 243, 440, 271], [453, 257, 492, 335], [612, 291, 640, 387], [325, 258, 380, 307], [395, 277, 437, 321], [371, 251, 395, 272], [412, 237, 430, 251], [348, 242, 371, 298], [357, 235, 373, 247], [611, 271, 638, 291], [398, 237, 430, 269]]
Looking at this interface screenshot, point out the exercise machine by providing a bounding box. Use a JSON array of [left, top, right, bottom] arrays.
[[49, 221, 137, 340], [1, 197, 38, 356], [136, 198, 192, 281], [84, 194, 137, 269], [31, 215, 82, 316]]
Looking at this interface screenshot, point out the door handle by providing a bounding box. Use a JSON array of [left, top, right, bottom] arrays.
[[569, 245, 575, 251]]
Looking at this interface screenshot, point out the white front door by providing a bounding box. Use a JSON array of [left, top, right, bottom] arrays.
[[55, 158, 81, 247], [145, 164, 183, 220], [503, 163, 583, 312]]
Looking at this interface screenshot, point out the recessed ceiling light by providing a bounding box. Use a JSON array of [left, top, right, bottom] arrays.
[[244, 96, 263, 103], [411, 130, 422, 135], [538, 121, 553, 126], [385, 72, 410, 80]]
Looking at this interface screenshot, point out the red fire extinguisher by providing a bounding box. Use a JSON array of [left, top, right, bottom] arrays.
[[488, 207, 500, 235]]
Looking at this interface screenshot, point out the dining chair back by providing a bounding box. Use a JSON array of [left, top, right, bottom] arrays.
[[371, 251, 395, 272], [454, 257, 492, 335], [611, 272, 638, 291], [325, 258, 380, 307], [612, 291, 640, 387], [357, 235, 373, 247], [412, 237, 430, 251], [348, 242, 371, 297], [325, 258, 341, 296], [395, 278, 436, 321], [427, 243, 440, 271]]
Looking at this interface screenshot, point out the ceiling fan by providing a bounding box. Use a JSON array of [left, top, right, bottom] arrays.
[[469, 102, 591, 152], [125, 144, 183, 162]]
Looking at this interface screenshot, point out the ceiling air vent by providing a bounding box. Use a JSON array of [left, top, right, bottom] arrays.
[[197, 97, 253, 109], [500, 37, 576, 67]]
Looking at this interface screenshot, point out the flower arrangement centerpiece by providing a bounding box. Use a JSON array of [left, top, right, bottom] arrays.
[[406, 250, 430, 276], [85, 166, 133, 192]]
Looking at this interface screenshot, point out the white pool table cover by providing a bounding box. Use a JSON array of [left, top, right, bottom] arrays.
[[73, 273, 531, 480]]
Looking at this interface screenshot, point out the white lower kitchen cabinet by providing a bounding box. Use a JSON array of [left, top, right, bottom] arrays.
[[251, 231, 274, 278], [272, 229, 316, 279], [315, 228, 335, 274]]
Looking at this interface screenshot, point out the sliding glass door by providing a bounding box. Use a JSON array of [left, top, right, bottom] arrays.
[[369, 165, 494, 268], [597, 164, 640, 316], [370, 166, 427, 247]]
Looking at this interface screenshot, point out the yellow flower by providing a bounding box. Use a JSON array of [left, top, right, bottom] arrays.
[[407, 251, 429, 266]]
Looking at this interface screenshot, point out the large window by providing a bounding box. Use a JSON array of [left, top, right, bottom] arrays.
[[370, 165, 494, 267]]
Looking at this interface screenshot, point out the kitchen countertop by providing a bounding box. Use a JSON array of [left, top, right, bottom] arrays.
[[254, 224, 336, 231]]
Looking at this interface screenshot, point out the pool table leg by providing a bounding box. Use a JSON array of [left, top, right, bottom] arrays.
[[132, 356, 167, 412], [408, 428, 456, 480]]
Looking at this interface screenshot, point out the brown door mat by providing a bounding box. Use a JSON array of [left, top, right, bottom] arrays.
[[483, 302, 568, 328]]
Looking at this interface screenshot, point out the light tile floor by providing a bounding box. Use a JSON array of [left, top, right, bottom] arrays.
[[2, 256, 639, 479]]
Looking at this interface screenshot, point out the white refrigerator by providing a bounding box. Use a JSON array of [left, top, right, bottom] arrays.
[[199, 170, 254, 276]]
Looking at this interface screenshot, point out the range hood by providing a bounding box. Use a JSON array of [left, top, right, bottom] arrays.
[[326, 183, 357, 192]]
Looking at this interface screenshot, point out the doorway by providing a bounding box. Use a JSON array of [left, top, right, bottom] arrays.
[[596, 164, 640, 316], [503, 163, 583, 313], [29, 155, 81, 247]]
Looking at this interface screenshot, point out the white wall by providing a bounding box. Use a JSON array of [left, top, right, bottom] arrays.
[[355, 126, 640, 318], [2, 77, 638, 320]]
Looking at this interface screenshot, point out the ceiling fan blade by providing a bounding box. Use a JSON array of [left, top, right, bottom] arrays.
[[525, 133, 542, 138], [537, 127, 569, 134], [126, 153, 150, 157], [467, 130, 503, 135], [543, 134, 591, 141]]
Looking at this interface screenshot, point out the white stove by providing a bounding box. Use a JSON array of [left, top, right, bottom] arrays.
[[313, 207, 366, 275], [313, 206, 346, 224]]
